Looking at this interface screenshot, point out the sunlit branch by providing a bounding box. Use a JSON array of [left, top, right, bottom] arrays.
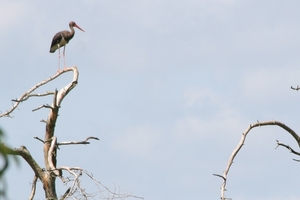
[[215, 120, 300, 200], [59, 188, 71, 200], [0, 67, 76, 118], [12, 92, 54, 103], [58, 136, 100, 146], [29, 175, 38, 200], [48, 136, 60, 176]]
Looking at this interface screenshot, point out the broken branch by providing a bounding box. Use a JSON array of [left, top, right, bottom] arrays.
[[58, 136, 99, 146]]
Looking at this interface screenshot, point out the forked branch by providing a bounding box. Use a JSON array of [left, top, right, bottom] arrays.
[[34, 136, 99, 146], [291, 85, 300, 91], [214, 120, 300, 200], [0, 67, 78, 118], [42, 66, 79, 199]]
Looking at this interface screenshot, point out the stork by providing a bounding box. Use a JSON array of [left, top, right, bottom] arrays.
[[50, 21, 85, 71]]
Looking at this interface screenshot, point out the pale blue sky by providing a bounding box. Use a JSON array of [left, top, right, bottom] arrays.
[[1, 1, 300, 199]]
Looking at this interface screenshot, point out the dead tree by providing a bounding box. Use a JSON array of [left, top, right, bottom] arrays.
[[213, 85, 300, 199], [0, 66, 143, 200]]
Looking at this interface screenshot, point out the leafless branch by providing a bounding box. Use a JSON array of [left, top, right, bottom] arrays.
[[276, 140, 300, 156], [0, 67, 77, 118], [34, 137, 45, 144], [9, 146, 44, 177], [35, 136, 99, 147], [32, 104, 54, 112], [58, 136, 100, 146], [48, 136, 60, 177], [57, 166, 83, 199], [59, 188, 71, 200], [12, 91, 54, 102], [29, 175, 38, 200], [212, 174, 226, 181], [291, 85, 300, 90], [215, 120, 300, 200], [85, 171, 144, 200], [55, 167, 143, 200]]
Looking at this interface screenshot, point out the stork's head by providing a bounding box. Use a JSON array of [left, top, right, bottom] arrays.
[[69, 21, 85, 32]]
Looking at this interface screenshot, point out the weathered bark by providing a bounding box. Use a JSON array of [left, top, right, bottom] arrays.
[[43, 90, 59, 199], [42, 67, 79, 199]]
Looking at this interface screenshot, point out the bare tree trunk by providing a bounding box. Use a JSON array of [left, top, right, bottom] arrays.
[[2, 66, 142, 200], [41, 68, 79, 199], [43, 102, 59, 199], [1, 67, 79, 200]]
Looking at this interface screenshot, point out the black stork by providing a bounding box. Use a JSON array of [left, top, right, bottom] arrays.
[[50, 21, 85, 71]]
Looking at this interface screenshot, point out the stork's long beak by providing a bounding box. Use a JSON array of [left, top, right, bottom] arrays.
[[74, 24, 85, 32]]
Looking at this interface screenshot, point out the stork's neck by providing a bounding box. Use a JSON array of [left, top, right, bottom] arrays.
[[63, 25, 75, 41], [69, 25, 75, 36]]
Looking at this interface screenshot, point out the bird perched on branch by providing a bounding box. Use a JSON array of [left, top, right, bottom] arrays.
[[50, 21, 85, 71]]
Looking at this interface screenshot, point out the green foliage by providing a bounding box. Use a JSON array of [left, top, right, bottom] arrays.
[[0, 128, 19, 197], [0, 129, 8, 178]]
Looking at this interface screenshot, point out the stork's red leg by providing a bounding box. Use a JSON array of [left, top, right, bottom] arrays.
[[57, 46, 61, 72], [63, 46, 66, 70]]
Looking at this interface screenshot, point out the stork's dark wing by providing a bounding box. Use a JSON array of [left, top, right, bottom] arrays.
[[49, 32, 63, 53]]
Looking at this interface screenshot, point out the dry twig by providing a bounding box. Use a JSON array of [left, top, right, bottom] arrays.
[[58, 136, 100, 146]]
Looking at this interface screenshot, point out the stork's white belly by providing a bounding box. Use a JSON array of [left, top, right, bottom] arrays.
[[50, 36, 69, 53], [59, 37, 68, 46]]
